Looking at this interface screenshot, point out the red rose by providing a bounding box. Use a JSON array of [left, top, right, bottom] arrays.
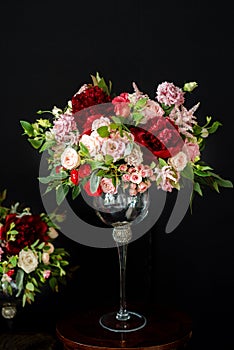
[[1, 214, 49, 255], [70, 169, 79, 185], [83, 180, 103, 197], [78, 164, 92, 179]]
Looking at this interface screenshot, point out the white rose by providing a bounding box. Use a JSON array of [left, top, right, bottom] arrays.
[[92, 116, 111, 131], [169, 151, 188, 172], [61, 147, 80, 170], [18, 249, 38, 274]]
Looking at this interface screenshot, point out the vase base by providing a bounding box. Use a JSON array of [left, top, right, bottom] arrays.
[[99, 311, 146, 332]]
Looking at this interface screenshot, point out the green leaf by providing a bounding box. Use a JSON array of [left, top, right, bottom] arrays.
[[79, 142, 90, 157], [158, 158, 168, 168], [31, 277, 38, 287], [22, 294, 27, 307], [88, 160, 108, 171], [9, 255, 18, 267], [30, 239, 39, 248], [134, 97, 148, 110], [49, 276, 58, 290], [208, 172, 233, 188], [161, 103, 174, 116], [37, 242, 45, 249], [110, 123, 118, 130], [20, 121, 34, 137], [212, 181, 220, 193], [15, 269, 25, 297], [56, 184, 69, 205], [26, 282, 34, 291], [208, 121, 222, 134], [194, 169, 212, 177], [28, 138, 43, 149], [193, 182, 203, 196], [111, 116, 122, 124], [97, 126, 110, 138], [90, 171, 101, 193], [181, 163, 194, 180], [131, 112, 144, 125], [72, 185, 81, 200], [39, 140, 56, 153], [105, 154, 114, 165], [96, 169, 106, 177]]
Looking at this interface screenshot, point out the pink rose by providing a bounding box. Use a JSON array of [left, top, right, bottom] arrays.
[[122, 173, 130, 182], [119, 164, 128, 172], [100, 178, 117, 194], [114, 102, 131, 118], [184, 141, 200, 162], [101, 139, 125, 162], [141, 100, 165, 120], [138, 181, 150, 193], [129, 172, 142, 184]]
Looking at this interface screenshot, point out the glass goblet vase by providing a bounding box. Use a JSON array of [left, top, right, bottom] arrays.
[[92, 187, 150, 332]]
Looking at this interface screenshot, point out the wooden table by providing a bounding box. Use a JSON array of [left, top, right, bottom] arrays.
[[56, 304, 192, 350]]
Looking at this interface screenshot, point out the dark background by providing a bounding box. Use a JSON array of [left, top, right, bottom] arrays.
[[1, 1, 234, 349]]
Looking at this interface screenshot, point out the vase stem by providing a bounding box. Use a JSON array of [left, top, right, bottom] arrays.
[[112, 223, 132, 321], [116, 242, 130, 321]]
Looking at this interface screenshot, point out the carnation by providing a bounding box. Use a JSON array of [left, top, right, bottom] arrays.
[[156, 82, 185, 107]]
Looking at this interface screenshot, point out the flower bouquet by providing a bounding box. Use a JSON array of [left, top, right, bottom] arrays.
[[20, 73, 232, 332], [0, 189, 70, 308], [20, 73, 232, 205]]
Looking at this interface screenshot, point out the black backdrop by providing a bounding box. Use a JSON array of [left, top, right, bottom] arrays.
[[1, 1, 234, 349]]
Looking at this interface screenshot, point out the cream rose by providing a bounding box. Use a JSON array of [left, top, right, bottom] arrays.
[[42, 252, 50, 265], [79, 134, 101, 157], [61, 147, 80, 170], [169, 151, 188, 172], [18, 249, 38, 274], [48, 227, 59, 239]]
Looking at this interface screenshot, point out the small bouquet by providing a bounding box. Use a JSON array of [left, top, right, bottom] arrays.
[[20, 73, 232, 206], [0, 190, 70, 306]]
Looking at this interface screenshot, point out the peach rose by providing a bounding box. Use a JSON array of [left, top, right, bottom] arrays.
[[61, 147, 80, 170]]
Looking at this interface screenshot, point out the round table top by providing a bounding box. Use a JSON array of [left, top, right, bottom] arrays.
[[56, 304, 192, 350]]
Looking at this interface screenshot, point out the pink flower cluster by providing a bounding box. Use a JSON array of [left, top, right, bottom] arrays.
[[120, 164, 155, 195]]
